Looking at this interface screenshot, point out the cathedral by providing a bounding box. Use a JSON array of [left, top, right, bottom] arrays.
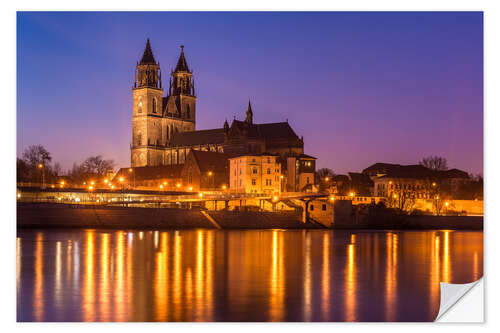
[[131, 39, 307, 168]]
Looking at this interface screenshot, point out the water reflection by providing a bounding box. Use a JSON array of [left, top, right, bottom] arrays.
[[17, 229, 483, 322]]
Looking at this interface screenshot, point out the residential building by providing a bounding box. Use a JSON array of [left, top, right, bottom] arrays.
[[286, 154, 316, 192], [229, 154, 281, 194]]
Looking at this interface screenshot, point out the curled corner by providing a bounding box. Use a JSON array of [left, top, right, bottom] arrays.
[[435, 278, 483, 322]]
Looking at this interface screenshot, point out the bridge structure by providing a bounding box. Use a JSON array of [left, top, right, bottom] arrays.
[[17, 185, 337, 223]]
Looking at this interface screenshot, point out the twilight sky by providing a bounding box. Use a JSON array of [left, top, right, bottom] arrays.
[[17, 12, 483, 175]]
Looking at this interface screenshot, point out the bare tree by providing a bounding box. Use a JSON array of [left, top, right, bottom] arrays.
[[315, 168, 336, 192], [52, 162, 62, 177], [419, 156, 448, 171], [81, 155, 115, 177], [22, 145, 52, 167], [315, 168, 336, 182]]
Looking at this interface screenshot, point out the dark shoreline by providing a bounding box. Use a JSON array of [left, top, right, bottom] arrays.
[[17, 203, 483, 231]]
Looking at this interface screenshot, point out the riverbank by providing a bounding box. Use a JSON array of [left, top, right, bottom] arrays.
[[16, 203, 321, 230], [17, 203, 483, 230]]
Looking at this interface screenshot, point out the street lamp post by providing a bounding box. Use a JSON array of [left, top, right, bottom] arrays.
[[38, 163, 44, 189], [119, 176, 125, 206], [208, 171, 213, 190], [129, 168, 135, 189]]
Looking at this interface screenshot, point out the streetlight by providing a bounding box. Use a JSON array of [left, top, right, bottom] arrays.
[[329, 195, 335, 202], [129, 168, 135, 189], [38, 163, 45, 189], [208, 171, 214, 190], [119, 177, 125, 206]]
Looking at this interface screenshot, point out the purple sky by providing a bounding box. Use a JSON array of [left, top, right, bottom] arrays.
[[17, 12, 483, 175]]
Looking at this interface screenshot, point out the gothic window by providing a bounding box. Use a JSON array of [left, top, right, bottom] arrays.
[[152, 98, 157, 113], [137, 97, 143, 113]]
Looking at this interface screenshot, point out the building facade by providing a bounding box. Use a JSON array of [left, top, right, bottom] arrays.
[[130, 39, 308, 170], [131, 40, 196, 167], [286, 154, 316, 192], [229, 154, 281, 194]]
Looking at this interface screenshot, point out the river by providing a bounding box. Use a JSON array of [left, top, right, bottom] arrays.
[[16, 229, 483, 322]]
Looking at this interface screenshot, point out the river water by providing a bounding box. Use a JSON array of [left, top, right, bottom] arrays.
[[16, 229, 483, 322]]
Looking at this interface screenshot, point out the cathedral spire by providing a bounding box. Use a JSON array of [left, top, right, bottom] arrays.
[[245, 99, 253, 124], [175, 45, 190, 72], [140, 38, 157, 65], [134, 38, 161, 89]]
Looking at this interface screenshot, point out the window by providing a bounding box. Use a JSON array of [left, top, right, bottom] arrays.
[[152, 98, 157, 113], [239, 169, 242, 175], [239, 179, 242, 186], [306, 177, 310, 184], [253, 168, 258, 174], [322, 204, 326, 211], [310, 205, 314, 211], [252, 179, 256, 186], [267, 168, 271, 174], [267, 158, 271, 163]]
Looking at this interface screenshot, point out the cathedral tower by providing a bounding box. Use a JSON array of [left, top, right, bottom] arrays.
[[165, 45, 197, 134], [131, 38, 164, 167]]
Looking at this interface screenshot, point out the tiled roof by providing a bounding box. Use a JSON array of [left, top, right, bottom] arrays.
[[114, 165, 183, 182], [297, 153, 316, 159], [170, 128, 226, 147], [365, 163, 469, 180], [332, 174, 349, 182], [189, 150, 234, 173], [231, 120, 300, 140], [348, 172, 373, 184]]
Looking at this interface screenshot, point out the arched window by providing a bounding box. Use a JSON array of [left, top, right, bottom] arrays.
[[137, 97, 143, 113], [152, 98, 157, 113]]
